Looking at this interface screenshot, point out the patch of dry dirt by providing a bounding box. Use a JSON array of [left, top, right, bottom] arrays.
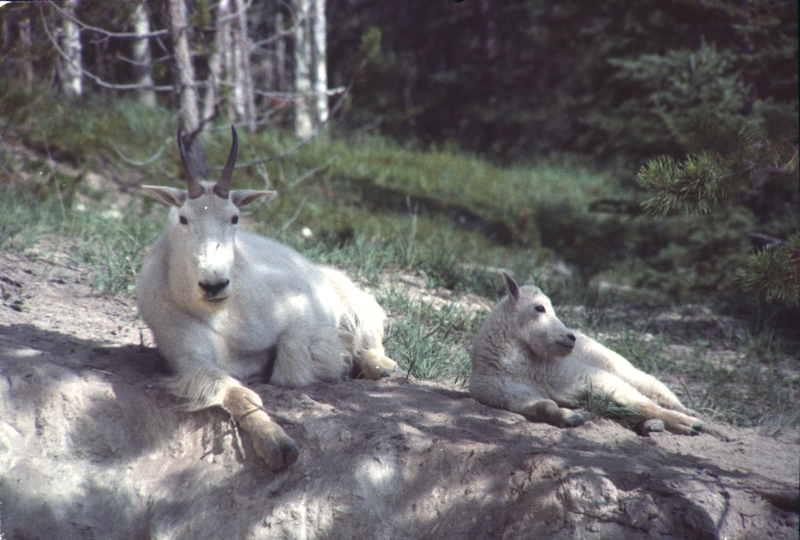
[[0, 252, 798, 540]]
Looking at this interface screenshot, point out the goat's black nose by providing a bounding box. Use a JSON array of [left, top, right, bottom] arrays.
[[567, 332, 577, 342], [199, 280, 230, 296]]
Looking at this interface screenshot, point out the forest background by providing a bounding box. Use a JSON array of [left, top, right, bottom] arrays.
[[0, 0, 797, 342]]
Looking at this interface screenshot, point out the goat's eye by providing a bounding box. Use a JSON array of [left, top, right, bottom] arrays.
[[231, 215, 239, 225], [179, 215, 188, 225], [535, 305, 546, 313]]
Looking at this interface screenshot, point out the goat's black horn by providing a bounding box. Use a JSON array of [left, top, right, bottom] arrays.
[[213, 125, 238, 200], [178, 128, 204, 199]]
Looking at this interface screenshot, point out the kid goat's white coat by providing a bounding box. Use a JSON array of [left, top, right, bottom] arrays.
[[137, 127, 399, 470], [470, 272, 703, 435]]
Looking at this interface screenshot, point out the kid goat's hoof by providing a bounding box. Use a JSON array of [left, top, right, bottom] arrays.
[[638, 419, 665, 436], [564, 412, 586, 427], [392, 365, 408, 377]]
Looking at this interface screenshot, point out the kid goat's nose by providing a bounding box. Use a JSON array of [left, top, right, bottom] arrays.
[[199, 279, 230, 296], [567, 332, 577, 342]]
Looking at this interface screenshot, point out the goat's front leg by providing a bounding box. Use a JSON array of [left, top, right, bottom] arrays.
[[500, 384, 585, 428], [223, 386, 298, 470], [516, 398, 586, 428], [353, 349, 405, 380]]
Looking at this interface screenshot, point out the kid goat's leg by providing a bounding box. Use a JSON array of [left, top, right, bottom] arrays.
[[589, 372, 703, 436], [354, 349, 403, 380], [501, 383, 585, 428]]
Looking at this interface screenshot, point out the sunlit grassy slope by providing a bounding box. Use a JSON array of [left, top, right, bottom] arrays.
[[1, 88, 797, 432], [0, 85, 619, 292]]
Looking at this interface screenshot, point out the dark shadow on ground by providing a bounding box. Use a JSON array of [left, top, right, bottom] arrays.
[[1, 322, 797, 540]]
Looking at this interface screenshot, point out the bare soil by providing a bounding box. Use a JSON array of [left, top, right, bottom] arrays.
[[0, 251, 798, 540]]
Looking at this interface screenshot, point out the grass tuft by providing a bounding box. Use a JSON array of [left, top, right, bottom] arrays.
[[571, 383, 644, 429], [378, 288, 481, 385]]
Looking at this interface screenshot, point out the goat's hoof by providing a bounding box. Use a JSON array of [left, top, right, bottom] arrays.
[[639, 419, 665, 435], [248, 420, 299, 471], [564, 412, 586, 427], [280, 438, 300, 467], [692, 420, 704, 431], [254, 434, 299, 471]]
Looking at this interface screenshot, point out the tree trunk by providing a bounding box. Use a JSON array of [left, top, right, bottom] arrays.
[[233, 0, 256, 133], [18, 17, 34, 88], [203, 0, 231, 128], [275, 10, 286, 93], [222, 2, 236, 121], [293, 0, 313, 139], [167, 0, 205, 177], [58, 0, 83, 98], [311, 0, 327, 127], [131, 0, 156, 107]]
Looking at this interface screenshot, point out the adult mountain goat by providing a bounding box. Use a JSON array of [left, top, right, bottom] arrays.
[[137, 127, 400, 471], [469, 272, 703, 436]]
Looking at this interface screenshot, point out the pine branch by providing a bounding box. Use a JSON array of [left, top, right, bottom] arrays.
[[737, 234, 800, 304], [637, 153, 742, 216]]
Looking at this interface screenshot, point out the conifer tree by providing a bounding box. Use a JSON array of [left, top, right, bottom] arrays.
[[633, 43, 799, 303]]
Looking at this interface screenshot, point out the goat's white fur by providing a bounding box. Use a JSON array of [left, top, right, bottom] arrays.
[[137, 130, 397, 470], [469, 273, 703, 436]]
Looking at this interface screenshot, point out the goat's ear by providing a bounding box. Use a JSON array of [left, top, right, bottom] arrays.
[[502, 271, 520, 302], [231, 190, 278, 208], [141, 185, 187, 207]]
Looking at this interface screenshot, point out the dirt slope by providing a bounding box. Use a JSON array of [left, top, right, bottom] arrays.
[[0, 252, 797, 540]]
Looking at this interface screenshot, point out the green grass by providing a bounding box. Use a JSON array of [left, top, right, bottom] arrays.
[[0, 189, 163, 295], [377, 288, 485, 385], [571, 384, 644, 430], [0, 88, 797, 433]]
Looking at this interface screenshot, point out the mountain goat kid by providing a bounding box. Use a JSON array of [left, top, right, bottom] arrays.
[[469, 272, 703, 436], [137, 127, 400, 471]]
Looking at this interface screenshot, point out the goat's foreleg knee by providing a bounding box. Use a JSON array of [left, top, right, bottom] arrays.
[[519, 399, 585, 428], [223, 386, 299, 471]]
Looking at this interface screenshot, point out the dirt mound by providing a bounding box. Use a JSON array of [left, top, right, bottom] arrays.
[[1, 252, 797, 539]]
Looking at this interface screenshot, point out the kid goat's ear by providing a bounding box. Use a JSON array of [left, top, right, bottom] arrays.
[[502, 271, 520, 302]]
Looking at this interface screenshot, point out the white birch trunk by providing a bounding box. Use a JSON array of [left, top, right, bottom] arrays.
[[275, 10, 286, 92], [168, 0, 200, 133], [1, 15, 8, 55], [203, 0, 231, 128], [168, 0, 205, 175], [131, 0, 156, 107], [293, 0, 313, 139], [18, 18, 34, 87], [222, 2, 236, 122], [233, 0, 256, 132], [59, 0, 83, 98], [311, 0, 327, 126]]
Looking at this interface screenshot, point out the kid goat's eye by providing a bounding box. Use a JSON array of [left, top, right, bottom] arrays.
[[535, 305, 546, 313], [179, 215, 188, 225], [231, 215, 239, 224]]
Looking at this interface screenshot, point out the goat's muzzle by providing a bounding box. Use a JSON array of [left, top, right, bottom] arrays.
[[199, 279, 230, 301], [557, 332, 577, 349]]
